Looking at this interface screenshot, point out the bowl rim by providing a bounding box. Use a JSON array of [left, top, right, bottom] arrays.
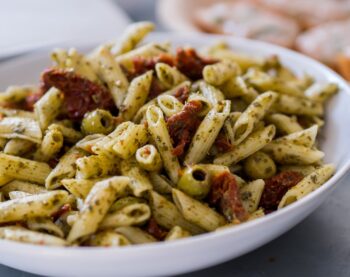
[[0, 32, 349, 255]]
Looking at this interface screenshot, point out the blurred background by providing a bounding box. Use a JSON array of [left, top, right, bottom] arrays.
[[1, 0, 349, 79]]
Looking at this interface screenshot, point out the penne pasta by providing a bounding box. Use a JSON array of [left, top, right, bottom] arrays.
[[149, 191, 204, 234], [99, 203, 151, 230], [34, 87, 64, 131], [120, 71, 153, 121], [172, 189, 226, 231], [34, 127, 64, 162], [67, 176, 130, 242], [0, 117, 42, 143], [4, 138, 34, 156], [232, 91, 277, 145], [146, 105, 181, 184], [0, 226, 67, 246], [278, 164, 335, 208], [157, 95, 183, 117], [0, 190, 69, 224], [90, 46, 129, 108], [116, 42, 170, 71], [273, 125, 318, 148], [0, 180, 47, 196], [263, 141, 324, 165], [112, 21, 155, 55], [240, 179, 265, 213], [0, 153, 51, 184], [88, 231, 131, 247], [120, 159, 153, 197], [0, 24, 338, 247], [155, 62, 188, 89], [273, 94, 323, 116], [185, 100, 230, 165], [115, 226, 157, 244], [135, 144, 162, 172], [111, 122, 148, 159], [165, 226, 191, 241], [214, 125, 276, 166], [46, 148, 86, 189], [203, 60, 239, 86], [265, 113, 303, 135]]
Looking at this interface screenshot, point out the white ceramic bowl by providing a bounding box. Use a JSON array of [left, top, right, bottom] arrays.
[[0, 33, 349, 277]]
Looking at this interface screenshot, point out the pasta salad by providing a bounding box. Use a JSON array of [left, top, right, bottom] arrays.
[[0, 22, 337, 247]]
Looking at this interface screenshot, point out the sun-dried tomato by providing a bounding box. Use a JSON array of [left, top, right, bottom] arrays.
[[51, 203, 71, 221], [125, 53, 175, 80], [259, 171, 304, 212], [145, 217, 168, 241], [175, 48, 217, 80], [174, 85, 190, 104], [41, 68, 115, 120], [209, 171, 248, 222], [148, 78, 164, 100], [214, 133, 233, 153], [166, 100, 202, 157]]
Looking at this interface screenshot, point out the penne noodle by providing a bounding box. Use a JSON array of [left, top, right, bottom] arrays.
[[88, 230, 131, 247], [46, 148, 86, 189], [0, 190, 69, 224], [115, 226, 157, 244], [0, 117, 42, 143], [146, 105, 181, 184], [273, 94, 323, 116], [203, 60, 239, 86], [0, 153, 51, 184], [120, 159, 153, 197], [111, 122, 148, 159], [157, 95, 183, 117], [112, 21, 155, 55], [116, 42, 170, 71], [0, 180, 47, 196], [185, 100, 231, 165], [148, 172, 174, 194], [133, 81, 191, 123], [34, 127, 64, 162], [239, 179, 265, 213], [120, 71, 153, 121], [75, 154, 120, 180], [263, 141, 324, 165], [165, 226, 191, 241], [155, 63, 188, 89], [34, 87, 64, 131], [199, 81, 225, 106], [214, 125, 276, 166], [172, 189, 226, 231], [4, 138, 34, 156], [27, 217, 65, 238], [90, 46, 129, 108], [0, 226, 67, 246], [273, 125, 318, 148], [67, 176, 130, 242], [278, 164, 335, 208], [99, 203, 151, 230], [265, 113, 303, 135], [135, 144, 163, 172], [233, 91, 277, 145], [149, 191, 204, 234]]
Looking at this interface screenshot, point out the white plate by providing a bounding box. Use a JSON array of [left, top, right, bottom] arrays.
[[0, 33, 349, 277]]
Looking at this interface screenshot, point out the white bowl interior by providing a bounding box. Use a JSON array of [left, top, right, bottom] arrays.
[[0, 33, 349, 277]]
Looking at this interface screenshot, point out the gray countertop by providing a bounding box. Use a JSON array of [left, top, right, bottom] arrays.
[[1, 1, 350, 276]]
